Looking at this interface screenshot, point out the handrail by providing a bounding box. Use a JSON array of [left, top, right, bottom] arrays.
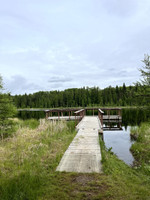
[[74, 109, 85, 126], [98, 108, 104, 126], [98, 109, 104, 114], [74, 109, 85, 114]]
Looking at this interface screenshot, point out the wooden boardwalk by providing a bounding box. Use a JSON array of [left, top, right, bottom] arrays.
[[56, 116, 102, 173]]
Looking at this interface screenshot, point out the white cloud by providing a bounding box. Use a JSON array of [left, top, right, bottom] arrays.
[[0, 0, 149, 94], [4, 75, 42, 95]]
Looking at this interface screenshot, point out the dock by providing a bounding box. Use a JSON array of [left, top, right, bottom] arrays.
[[56, 116, 102, 173], [45, 107, 122, 173]]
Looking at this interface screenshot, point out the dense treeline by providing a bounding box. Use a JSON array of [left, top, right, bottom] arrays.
[[12, 84, 150, 108]]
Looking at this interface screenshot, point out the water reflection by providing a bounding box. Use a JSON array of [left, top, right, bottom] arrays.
[[122, 108, 150, 127], [17, 111, 45, 120], [17, 108, 150, 125], [103, 126, 134, 165], [103, 108, 150, 165]]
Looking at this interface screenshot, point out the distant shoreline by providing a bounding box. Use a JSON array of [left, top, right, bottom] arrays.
[[17, 106, 149, 111]]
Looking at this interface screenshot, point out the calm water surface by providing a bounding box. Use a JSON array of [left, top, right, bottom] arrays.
[[103, 108, 150, 165], [103, 126, 134, 165]]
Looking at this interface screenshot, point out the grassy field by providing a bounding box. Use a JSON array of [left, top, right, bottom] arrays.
[[0, 119, 150, 199]]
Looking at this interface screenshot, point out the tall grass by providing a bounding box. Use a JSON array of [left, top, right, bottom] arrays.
[[0, 119, 150, 199], [130, 122, 150, 175], [0, 119, 76, 200], [17, 118, 40, 129]]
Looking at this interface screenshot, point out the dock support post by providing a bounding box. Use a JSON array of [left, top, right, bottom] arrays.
[[75, 114, 77, 126], [69, 111, 70, 120]]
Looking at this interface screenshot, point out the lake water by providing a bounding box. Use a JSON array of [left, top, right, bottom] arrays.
[[17, 108, 150, 165], [103, 126, 134, 165], [103, 108, 150, 165]]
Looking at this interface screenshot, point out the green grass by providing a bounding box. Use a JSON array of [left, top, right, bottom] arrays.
[[130, 122, 150, 175], [0, 119, 150, 199], [99, 136, 150, 199], [130, 126, 140, 140], [17, 118, 40, 129], [0, 119, 77, 199]]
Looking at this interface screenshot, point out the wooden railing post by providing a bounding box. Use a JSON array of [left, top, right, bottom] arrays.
[[118, 109, 121, 117], [45, 110, 50, 119], [75, 114, 77, 126], [69, 111, 70, 120], [98, 109, 104, 127], [74, 109, 85, 126]]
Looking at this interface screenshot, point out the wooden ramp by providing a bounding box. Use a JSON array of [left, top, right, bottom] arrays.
[[56, 116, 102, 173]]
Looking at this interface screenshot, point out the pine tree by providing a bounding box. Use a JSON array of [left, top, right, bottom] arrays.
[[139, 54, 150, 86], [0, 75, 17, 140]]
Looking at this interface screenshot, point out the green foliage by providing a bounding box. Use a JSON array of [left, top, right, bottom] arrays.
[[12, 84, 150, 108], [0, 76, 17, 139], [130, 122, 150, 175], [130, 126, 140, 140], [100, 136, 150, 199], [17, 119, 39, 129], [139, 54, 150, 86], [0, 120, 77, 200], [0, 120, 150, 199]]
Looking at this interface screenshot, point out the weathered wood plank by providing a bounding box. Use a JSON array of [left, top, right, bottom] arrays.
[[56, 116, 102, 173]]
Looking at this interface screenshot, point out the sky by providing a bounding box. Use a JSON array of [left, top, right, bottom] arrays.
[[0, 0, 150, 95]]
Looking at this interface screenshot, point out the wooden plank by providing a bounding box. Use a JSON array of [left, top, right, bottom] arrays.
[[103, 115, 122, 120], [56, 116, 102, 173], [47, 116, 81, 120]]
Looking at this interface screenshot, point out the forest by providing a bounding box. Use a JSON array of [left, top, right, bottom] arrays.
[[12, 83, 150, 108]]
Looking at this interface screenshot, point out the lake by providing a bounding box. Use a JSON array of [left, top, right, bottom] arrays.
[[17, 108, 150, 165], [103, 108, 150, 165]]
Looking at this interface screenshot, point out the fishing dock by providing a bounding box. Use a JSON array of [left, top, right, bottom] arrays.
[[45, 108, 122, 173]]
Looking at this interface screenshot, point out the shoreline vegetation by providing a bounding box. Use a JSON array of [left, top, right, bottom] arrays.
[[12, 85, 150, 109], [0, 119, 150, 199], [130, 122, 150, 171], [16, 105, 150, 111]]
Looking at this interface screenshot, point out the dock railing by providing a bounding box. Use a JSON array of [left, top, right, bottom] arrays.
[[74, 109, 85, 126], [98, 109, 104, 126]]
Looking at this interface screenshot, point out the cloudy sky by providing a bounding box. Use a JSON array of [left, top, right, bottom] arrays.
[[0, 0, 150, 95]]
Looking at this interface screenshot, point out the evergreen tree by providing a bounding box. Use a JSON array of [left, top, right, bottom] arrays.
[[11, 84, 150, 108], [139, 54, 150, 86], [0, 75, 17, 139]]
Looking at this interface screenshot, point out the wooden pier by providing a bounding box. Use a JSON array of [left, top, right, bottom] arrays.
[[45, 107, 122, 173], [56, 116, 102, 173], [45, 107, 122, 130]]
